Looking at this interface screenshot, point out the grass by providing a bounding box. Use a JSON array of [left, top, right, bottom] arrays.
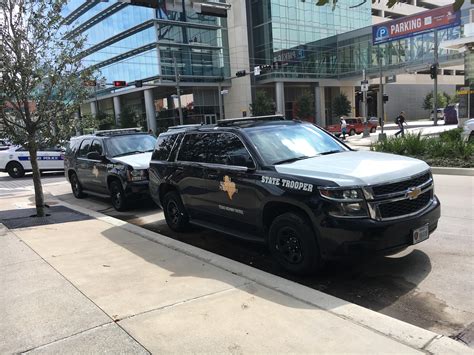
[[371, 129, 474, 168]]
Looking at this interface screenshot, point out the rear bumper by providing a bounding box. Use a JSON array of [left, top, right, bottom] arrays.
[[317, 196, 441, 259]]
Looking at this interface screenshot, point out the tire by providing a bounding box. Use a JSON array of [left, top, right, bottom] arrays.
[[349, 129, 356, 136], [370, 127, 376, 133], [163, 191, 190, 232], [70, 172, 86, 198], [268, 212, 322, 275], [110, 180, 128, 211], [6, 161, 25, 178]]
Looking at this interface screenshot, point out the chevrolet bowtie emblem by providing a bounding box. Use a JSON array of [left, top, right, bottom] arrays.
[[406, 186, 422, 200], [220, 175, 238, 200]]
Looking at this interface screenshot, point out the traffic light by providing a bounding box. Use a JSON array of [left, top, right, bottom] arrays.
[[236, 70, 246, 77], [383, 94, 389, 103], [355, 91, 363, 102], [430, 64, 438, 79], [260, 64, 272, 72], [113, 81, 127, 87], [135, 80, 143, 88]]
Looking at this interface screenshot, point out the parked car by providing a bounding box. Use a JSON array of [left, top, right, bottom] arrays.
[[430, 108, 444, 121], [0, 145, 65, 178], [64, 128, 156, 211], [149, 117, 440, 274], [326, 117, 377, 136], [461, 118, 474, 142]]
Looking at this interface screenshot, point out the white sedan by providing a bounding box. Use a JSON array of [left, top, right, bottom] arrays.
[[462, 118, 474, 142], [0, 146, 65, 178]]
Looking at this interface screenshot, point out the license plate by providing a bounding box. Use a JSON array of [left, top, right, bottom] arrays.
[[413, 224, 429, 244]]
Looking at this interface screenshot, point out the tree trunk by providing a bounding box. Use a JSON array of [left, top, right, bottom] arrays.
[[28, 142, 45, 217]]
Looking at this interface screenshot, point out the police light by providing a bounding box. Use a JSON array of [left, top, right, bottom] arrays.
[[113, 81, 127, 87], [236, 70, 246, 77]]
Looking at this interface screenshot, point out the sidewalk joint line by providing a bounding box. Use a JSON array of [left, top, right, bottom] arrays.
[[7, 229, 152, 355], [119, 282, 253, 322]]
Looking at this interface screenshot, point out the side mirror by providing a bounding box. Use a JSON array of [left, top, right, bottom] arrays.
[[87, 151, 102, 161]]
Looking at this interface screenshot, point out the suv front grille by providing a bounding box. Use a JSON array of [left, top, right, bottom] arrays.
[[378, 190, 432, 219], [366, 170, 434, 220], [372, 172, 431, 197]]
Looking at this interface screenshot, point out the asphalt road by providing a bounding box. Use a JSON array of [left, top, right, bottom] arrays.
[[3, 172, 473, 347]]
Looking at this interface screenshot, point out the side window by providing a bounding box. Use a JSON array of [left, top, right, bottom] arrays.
[[78, 139, 92, 158], [177, 133, 212, 163], [90, 140, 103, 155], [152, 134, 178, 161], [209, 133, 255, 168]]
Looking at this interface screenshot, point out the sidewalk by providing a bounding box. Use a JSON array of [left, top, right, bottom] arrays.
[[345, 122, 457, 150], [1, 193, 472, 354]]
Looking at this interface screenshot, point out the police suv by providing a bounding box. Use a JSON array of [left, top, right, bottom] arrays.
[[149, 117, 440, 274], [64, 128, 156, 211], [0, 145, 65, 178]]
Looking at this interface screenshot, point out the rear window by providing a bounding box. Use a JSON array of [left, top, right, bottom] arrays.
[[153, 134, 179, 161]]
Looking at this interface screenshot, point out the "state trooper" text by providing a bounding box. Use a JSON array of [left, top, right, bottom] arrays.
[[261, 176, 313, 192]]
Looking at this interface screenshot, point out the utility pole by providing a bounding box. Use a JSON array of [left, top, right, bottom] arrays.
[[433, 30, 439, 126], [378, 47, 385, 137], [173, 54, 184, 125], [362, 69, 370, 137], [218, 83, 223, 120]]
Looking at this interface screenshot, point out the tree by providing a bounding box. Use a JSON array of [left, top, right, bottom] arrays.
[[296, 91, 314, 121], [1, 0, 91, 217], [422, 91, 448, 111], [332, 93, 352, 117], [119, 106, 139, 128], [250, 91, 275, 116]]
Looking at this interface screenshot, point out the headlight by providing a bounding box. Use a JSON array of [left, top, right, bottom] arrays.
[[319, 187, 369, 218], [127, 169, 147, 182]]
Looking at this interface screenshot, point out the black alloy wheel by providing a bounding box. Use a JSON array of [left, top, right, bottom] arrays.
[[163, 191, 189, 232], [268, 212, 321, 275], [110, 180, 128, 211], [70, 172, 86, 198], [7, 162, 25, 178]]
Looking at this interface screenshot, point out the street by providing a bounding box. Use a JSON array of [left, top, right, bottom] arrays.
[[3, 171, 471, 346]]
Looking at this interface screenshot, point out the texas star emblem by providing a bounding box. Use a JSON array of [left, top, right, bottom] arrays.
[[406, 186, 422, 200], [92, 165, 99, 178], [220, 175, 238, 200]]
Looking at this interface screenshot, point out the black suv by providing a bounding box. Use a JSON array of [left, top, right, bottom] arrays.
[[149, 118, 440, 274], [65, 129, 156, 211]]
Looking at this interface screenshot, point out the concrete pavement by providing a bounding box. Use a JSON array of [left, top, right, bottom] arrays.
[[1, 192, 472, 353]]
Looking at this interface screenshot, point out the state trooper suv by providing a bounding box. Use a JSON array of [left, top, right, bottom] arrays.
[[149, 118, 440, 274], [65, 128, 156, 211]]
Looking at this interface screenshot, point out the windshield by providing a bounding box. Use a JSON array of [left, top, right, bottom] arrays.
[[106, 134, 156, 158], [245, 124, 348, 165]]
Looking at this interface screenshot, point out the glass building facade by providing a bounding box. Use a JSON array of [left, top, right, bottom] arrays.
[[62, 0, 230, 93]]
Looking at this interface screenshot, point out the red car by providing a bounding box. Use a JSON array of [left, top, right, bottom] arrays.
[[326, 117, 377, 136]]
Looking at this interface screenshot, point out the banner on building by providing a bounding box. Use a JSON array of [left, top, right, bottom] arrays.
[[372, 5, 460, 45]]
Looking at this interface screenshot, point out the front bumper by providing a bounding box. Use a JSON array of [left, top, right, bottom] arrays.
[[124, 180, 149, 199], [317, 196, 441, 259]]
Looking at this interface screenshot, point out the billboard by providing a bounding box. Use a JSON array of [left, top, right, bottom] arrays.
[[372, 5, 461, 45]]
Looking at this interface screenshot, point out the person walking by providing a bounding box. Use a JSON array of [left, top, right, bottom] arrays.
[[395, 111, 407, 137], [340, 117, 347, 139]]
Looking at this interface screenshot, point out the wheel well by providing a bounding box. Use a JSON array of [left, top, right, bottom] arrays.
[[262, 202, 312, 233], [159, 183, 177, 205], [107, 176, 121, 189]]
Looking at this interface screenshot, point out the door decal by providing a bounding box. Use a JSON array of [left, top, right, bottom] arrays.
[[219, 175, 238, 200]]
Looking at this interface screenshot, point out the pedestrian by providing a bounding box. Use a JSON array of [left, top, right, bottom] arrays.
[[395, 111, 407, 137], [340, 117, 347, 139]]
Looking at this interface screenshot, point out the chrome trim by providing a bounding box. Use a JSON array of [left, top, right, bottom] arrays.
[[370, 177, 433, 201], [318, 186, 365, 202], [371, 184, 433, 205]]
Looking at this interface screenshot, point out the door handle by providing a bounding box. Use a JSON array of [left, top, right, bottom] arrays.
[[207, 173, 219, 179]]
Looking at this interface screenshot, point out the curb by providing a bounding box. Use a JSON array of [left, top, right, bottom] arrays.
[[431, 167, 474, 176], [54, 199, 471, 354]]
